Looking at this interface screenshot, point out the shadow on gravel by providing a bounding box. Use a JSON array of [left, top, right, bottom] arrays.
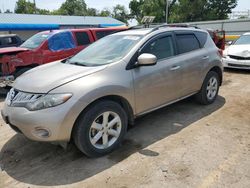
[[0, 96, 225, 186]]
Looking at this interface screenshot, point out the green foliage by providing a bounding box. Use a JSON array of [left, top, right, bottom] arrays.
[[58, 0, 87, 16], [171, 0, 208, 22], [129, 0, 238, 23], [206, 0, 238, 20], [99, 8, 112, 17], [129, 0, 177, 23], [129, 0, 144, 23], [87, 8, 98, 16], [15, 0, 36, 14], [112, 5, 129, 24]]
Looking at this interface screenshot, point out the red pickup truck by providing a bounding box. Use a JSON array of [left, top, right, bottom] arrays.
[[0, 27, 125, 82]]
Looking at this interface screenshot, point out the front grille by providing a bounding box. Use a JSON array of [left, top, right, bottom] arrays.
[[228, 63, 250, 68], [229, 55, 250, 60], [6, 88, 43, 106]]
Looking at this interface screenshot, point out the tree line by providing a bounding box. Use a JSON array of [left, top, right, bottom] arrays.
[[3, 0, 238, 24]]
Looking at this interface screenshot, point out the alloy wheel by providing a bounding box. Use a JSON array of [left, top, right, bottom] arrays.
[[89, 111, 122, 150]]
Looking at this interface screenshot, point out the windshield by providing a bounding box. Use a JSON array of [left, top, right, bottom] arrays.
[[68, 34, 142, 66], [21, 33, 51, 49], [234, 35, 250, 45]]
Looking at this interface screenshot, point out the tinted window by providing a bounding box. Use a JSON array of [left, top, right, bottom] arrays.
[[142, 36, 174, 60], [176, 34, 200, 54], [75, 32, 91, 46], [195, 31, 207, 47], [96, 30, 115, 39], [2, 37, 17, 45]]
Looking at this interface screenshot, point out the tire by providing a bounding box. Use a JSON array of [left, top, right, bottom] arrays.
[[73, 100, 128, 157], [14, 67, 32, 78], [195, 71, 220, 105]]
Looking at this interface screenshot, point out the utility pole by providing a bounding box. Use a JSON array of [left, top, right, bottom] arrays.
[[33, 0, 36, 13], [166, 0, 169, 23]]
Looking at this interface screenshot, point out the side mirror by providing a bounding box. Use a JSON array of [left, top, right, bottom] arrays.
[[137, 53, 157, 66]]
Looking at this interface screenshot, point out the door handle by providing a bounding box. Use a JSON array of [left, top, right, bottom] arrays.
[[170, 65, 180, 71], [202, 56, 209, 60]]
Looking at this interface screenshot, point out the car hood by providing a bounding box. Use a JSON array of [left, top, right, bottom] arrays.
[[226, 44, 250, 57], [0, 47, 29, 55], [13, 61, 107, 93]]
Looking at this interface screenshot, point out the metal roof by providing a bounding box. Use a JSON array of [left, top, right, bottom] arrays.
[[0, 13, 125, 26]]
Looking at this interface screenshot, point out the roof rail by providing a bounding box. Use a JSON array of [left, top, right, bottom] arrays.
[[128, 23, 200, 32], [150, 23, 200, 33]]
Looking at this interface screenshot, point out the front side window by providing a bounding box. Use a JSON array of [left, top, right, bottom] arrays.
[[176, 34, 200, 54], [68, 34, 142, 66], [141, 36, 175, 60], [21, 33, 51, 49]]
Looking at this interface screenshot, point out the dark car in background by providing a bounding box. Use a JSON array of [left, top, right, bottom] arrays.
[[0, 34, 23, 48]]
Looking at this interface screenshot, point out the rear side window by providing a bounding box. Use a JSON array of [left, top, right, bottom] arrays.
[[96, 30, 116, 39], [141, 36, 175, 60], [195, 31, 208, 47], [75, 32, 91, 46], [176, 34, 200, 54]]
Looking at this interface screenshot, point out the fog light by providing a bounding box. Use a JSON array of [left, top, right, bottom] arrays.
[[32, 128, 50, 138]]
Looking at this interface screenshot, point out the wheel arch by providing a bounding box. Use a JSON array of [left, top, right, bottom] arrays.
[[208, 66, 223, 86], [71, 95, 135, 140]]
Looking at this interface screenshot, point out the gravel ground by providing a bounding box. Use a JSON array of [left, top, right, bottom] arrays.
[[0, 69, 249, 188]]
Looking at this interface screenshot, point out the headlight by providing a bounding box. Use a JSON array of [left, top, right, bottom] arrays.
[[25, 93, 72, 111]]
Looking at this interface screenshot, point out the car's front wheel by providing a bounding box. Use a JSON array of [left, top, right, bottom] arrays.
[[196, 71, 220, 105], [73, 100, 128, 157]]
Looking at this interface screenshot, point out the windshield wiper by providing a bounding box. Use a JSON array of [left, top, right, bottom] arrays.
[[68, 62, 87, 67]]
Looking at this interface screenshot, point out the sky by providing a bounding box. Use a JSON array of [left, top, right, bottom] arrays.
[[0, 0, 249, 12]]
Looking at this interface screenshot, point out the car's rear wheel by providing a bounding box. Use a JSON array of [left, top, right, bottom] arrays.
[[73, 100, 128, 157], [196, 71, 220, 105]]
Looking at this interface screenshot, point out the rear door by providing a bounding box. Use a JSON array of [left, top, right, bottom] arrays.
[[174, 31, 209, 96], [132, 33, 183, 114]]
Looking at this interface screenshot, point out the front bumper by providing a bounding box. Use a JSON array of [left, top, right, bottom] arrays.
[[222, 57, 250, 70], [1, 100, 79, 142]]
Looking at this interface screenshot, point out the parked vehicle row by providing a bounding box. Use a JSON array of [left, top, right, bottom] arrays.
[[2, 25, 223, 157], [0, 27, 124, 79]]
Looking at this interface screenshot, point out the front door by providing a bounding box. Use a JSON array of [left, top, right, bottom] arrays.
[[132, 33, 183, 115]]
